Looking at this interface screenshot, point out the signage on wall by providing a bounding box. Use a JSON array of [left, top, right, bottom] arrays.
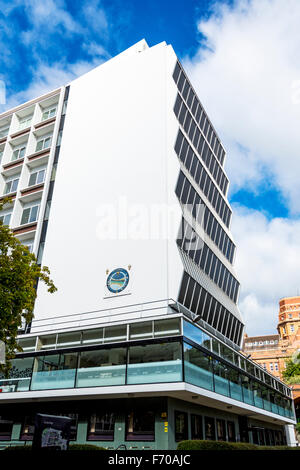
[[104, 265, 132, 298], [32, 414, 72, 450]]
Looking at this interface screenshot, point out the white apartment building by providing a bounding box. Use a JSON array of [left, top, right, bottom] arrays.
[[0, 40, 296, 449]]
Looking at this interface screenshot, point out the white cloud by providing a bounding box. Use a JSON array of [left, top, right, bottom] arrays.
[[0, 0, 110, 112], [232, 206, 300, 335], [184, 0, 300, 214]]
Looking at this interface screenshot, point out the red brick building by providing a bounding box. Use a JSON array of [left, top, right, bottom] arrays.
[[243, 296, 300, 401]]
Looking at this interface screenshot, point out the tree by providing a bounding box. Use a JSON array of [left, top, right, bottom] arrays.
[[0, 198, 57, 375], [282, 353, 300, 384]]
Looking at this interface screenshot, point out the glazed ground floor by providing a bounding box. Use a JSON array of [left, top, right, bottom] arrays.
[[0, 396, 289, 450]]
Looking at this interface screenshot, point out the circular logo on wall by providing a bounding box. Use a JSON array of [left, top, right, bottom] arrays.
[[106, 268, 130, 294]]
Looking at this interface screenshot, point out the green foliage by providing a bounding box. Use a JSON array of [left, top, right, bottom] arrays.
[[284, 375, 300, 385], [176, 440, 300, 450], [0, 198, 57, 375], [4, 444, 105, 451], [68, 444, 106, 450], [283, 354, 300, 381], [177, 440, 258, 450]]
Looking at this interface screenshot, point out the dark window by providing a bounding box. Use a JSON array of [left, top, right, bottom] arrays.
[[181, 179, 189, 204], [185, 147, 193, 171], [175, 411, 188, 442], [227, 421, 236, 442], [182, 81, 190, 101], [216, 419, 226, 441], [178, 272, 189, 304], [191, 98, 198, 116], [204, 416, 215, 440], [178, 73, 185, 92], [20, 416, 35, 441], [126, 410, 155, 441], [173, 62, 181, 83], [178, 104, 187, 126], [188, 120, 196, 142], [173, 94, 182, 117], [183, 113, 192, 134], [174, 130, 184, 155], [191, 414, 203, 440], [195, 104, 202, 122], [0, 416, 13, 441], [193, 128, 200, 149], [87, 412, 115, 441]]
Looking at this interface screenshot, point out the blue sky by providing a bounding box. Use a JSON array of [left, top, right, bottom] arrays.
[[1, 0, 300, 335]]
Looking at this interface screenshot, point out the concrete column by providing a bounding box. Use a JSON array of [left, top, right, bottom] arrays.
[[284, 424, 298, 446]]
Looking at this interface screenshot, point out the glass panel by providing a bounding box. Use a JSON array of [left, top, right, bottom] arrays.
[[36, 140, 43, 152], [39, 334, 57, 350], [184, 342, 213, 391], [76, 348, 126, 387], [183, 320, 203, 345], [21, 208, 30, 225], [29, 205, 39, 222], [87, 412, 115, 441], [191, 414, 203, 440], [213, 360, 230, 397], [18, 337, 36, 353], [204, 416, 215, 440], [241, 375, 254, 405], [219, 343, 234, 364], [0, 357, 33, 392], [36, 169, 45, 184], [154, 318, 181, 337], [31, 353, 77, 390], [56, 332, 81, 348], [175, 411, 188, 442], [0, 417, 13, 441], [129, 322, 153, 340], [82, 329, 103, 345], [104, 325, 127, 343], [212, 338, 219, 355], [20, 416, 35, 441], [29, 173, 37, 186], [228, 368, 243, 401], [217, 419, 226, 441], [262, 387, 271, 412], [253, 382, 264, 409], [227, 421, 236, 442], [127, 341, 182, 384], [126, 410, 155, 441]]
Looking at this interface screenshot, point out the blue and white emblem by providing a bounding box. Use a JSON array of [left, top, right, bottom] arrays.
[[106, 268, 130, 294]]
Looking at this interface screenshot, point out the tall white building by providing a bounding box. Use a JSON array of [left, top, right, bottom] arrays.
[[0, 40, 296, 449]]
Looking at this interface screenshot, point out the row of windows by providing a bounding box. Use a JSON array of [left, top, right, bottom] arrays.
[[3, 169, 45, 196], [0, 203, 40, 228], [177, 218, 239, 303], [0, 409, 154, 443], [183, 320, 288, 393], [174, 130, 232, 228], [178, 271, 243, 345], [0, 408, 286, 446], [1, 134, 52, 165], [0, 106, 57, 140], [183, 341, 293, 419], [176, 170, 235, 263], [174, 94, 228, 195], [245, 340, 278, 347], [175, 411, 236, 442], [173, 61, 225, 166]]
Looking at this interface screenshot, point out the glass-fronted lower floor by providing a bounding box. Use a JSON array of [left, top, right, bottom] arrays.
[[0, 330, 294, 420], [0, 397, 288, 450]]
